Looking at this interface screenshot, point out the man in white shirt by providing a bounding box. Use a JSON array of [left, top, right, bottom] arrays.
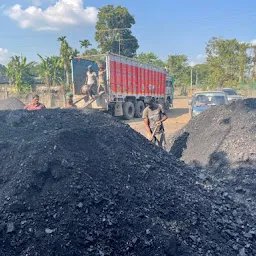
[[85, 65, 98, 99]]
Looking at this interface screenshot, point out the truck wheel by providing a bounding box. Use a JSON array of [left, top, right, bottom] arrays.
[[123, 101, 135, 120], [135, 101, 145, 118]]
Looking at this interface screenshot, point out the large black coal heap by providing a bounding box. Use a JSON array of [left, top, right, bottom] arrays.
[[0, 109, 255, 256]]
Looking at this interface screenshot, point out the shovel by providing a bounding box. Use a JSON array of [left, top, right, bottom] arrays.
[[150, 126, 158, 143]]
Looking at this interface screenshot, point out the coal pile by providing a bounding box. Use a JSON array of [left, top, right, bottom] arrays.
[[170, 98, 256, 166], [1, 109, 256, 256], [0, 97, 25, 110], [195, 153, 256, 218]]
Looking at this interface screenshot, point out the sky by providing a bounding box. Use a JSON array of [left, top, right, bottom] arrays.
[[0, 0, 256, 66]]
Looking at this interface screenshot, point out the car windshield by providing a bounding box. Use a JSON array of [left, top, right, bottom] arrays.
[[193, 93, 226, 106], [223, 89, 237, 95]]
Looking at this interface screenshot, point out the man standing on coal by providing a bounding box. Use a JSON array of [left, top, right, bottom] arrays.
[[85, 65, 98, 100], [142, 96, 167, 149]]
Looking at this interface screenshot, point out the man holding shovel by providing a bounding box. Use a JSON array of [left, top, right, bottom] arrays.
[[142, 96, 167, 149]]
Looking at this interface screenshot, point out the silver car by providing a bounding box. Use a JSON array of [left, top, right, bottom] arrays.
[[216, 88, 244, 102], [189, 91, 229, 117]]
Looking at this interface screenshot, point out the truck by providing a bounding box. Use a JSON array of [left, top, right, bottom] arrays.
[[71, 53, 174, 119]]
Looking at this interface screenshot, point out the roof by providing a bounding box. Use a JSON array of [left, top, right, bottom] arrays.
[[194, 91, 226, 95], [217, 88, 236, 90]]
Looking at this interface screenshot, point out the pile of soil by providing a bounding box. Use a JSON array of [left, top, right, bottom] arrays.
[[170, 98, 256, 166], [0, 109, 256, 256], [0, 97, 25, 110]]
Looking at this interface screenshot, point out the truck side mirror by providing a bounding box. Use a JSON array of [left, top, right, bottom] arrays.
[[188, 100, 192, 105]]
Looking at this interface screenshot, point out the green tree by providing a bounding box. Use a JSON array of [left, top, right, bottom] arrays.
[[251, 45, 256, 83], [167, 55, 190, 83], [71, 49, 80, 59], [57, 36, 73, 89], [83, 48, 100, 56], [237, 42, 251, 83], [7, 56, 35, 92], [95, 5, 139, 57], [79, 40, 92, 53], [206, 37, 251, 88], [37, 55, 63, 89], [192, 63, 210, 89], [136, 52, 166, 68], [167, 55, 190, 95], [0, 64, 7, 76], [28, 63, 41, 78]]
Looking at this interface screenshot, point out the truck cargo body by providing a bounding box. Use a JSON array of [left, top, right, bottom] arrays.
[[72, 53, 173, 119]]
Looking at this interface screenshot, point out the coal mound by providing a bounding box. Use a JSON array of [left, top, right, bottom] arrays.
[[0, 109, 256, 256], [195, 152, 256, 218], [0, 98, 25, 110], [170, 98, 256, 166]]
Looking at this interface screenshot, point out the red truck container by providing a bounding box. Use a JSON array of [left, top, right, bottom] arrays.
[[72, 53, 174, 119]]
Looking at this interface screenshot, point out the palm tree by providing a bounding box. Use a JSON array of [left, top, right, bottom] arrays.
[[71, 49, 80, 59], [57, 36, 72, 89], [80, 40, 91, 49], [79, 39, 92, 53], [57, 36, 67, 43], [52, 56, 62, 85], [38, 54, 52, 88]]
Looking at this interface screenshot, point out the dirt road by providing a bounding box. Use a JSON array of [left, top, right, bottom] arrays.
[[125, 97, 191, 140]]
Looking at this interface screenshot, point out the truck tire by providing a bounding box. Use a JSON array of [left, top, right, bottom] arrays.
[[135, 101, 145, 118], [123, 101, 135, 120]]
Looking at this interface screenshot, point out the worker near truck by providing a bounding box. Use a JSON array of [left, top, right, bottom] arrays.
[[142, 96, 167, 149], [85, 65, 98, 100], [97, 64, 107, 94], [62, 93, 77, 109], [25, 94, 46, 110]]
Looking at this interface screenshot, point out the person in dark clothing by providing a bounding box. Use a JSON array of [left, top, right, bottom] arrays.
[[142, 96, 168, 149]]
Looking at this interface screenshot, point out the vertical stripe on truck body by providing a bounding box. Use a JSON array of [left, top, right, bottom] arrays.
[[134, 63, 138, 95], [116, 57, 121, 93], [110, 58, 117, 94], [122, 58, 127, 94], [128, 59, 132, 94], [137, 64, 141, 94], [145, 66, 149, 95], [132, 62, 136, 94]]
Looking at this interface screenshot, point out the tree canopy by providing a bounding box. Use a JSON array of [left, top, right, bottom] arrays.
[[136, 52, 166, 68], [206, 37, 251, 88], [37, 55, 63, 89], [167, 55, 190, 87], [95, 5, 139, 57], [7, 56, 35, 92]]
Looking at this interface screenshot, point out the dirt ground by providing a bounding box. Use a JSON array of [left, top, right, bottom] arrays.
[[125, 97, 191, 140]]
